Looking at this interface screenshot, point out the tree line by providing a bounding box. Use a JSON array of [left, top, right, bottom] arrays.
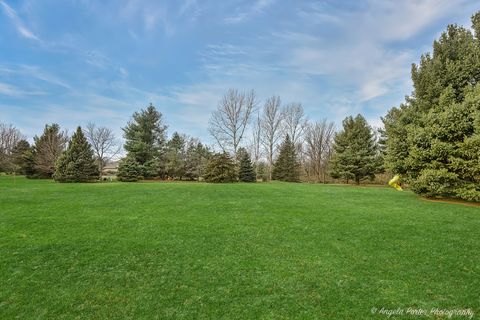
[[1, 10, 479, 201], [0, 100, 382, 184]]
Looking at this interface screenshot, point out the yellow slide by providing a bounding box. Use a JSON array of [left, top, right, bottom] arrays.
[[388, 175, 403, 191]]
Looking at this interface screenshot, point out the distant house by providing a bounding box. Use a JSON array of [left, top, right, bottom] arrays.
[[103, 161, 120, 176]]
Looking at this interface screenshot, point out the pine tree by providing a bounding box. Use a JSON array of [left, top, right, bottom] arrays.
[[10, 140, 30, 175], [165, 132, 186, 180], [330, 115, 382, 184], [272, 134, 300, 182], [23, 147, 36, 178], [117, 156, 143, 182], [120, 104, 167, 180], [203, 152, 237, 183], [383, 12, 480, 201], [54, 126, 99, 182], [237, 148, 256, 182]]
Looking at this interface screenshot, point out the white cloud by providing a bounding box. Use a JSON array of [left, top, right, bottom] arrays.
[[18, 65, 71, 89], [85, 51, 110, 68], [0, 0, 41, 41], [268, 0, 467, 102], [116, 0, 175, 36], [119, 67, 129, 78], [0, 81, 46, 96], [364, 0, 466, 41], [224, 0, 276, 24], [179, 0, 200, 18], [0, 82, 22, 96], [0, 64, 71, 90]]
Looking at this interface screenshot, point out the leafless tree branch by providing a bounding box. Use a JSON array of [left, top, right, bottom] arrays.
[[208, 89, 257, 155], [84, 122, 121, 174], [260, 96, 284, 179]]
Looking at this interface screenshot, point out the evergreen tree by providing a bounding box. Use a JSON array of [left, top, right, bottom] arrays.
[[165, 132, 186, 179], [237, 148, 256, 182], [272, 134, 300, 182], [184, 140, 210, 181], [119, 104, 167, 180], [330, 115, 382, 184], [10, 140, 30, 175], [117, 155, 144, 182], [54, 126, 99, 182], [383, 12, 480, 201], [23, 147, 36, 178], [30, 124, 68, 178], [203, 152, 237, 183]]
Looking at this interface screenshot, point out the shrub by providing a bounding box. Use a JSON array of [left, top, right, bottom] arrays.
[[410, 169, 458, 198], [454, 184, 480, 202]]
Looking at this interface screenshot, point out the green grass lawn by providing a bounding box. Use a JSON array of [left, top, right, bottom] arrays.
[[0, 177, 479, 319]]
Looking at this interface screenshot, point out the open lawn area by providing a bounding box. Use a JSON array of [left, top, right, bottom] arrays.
[[0, 177, 479, 319]]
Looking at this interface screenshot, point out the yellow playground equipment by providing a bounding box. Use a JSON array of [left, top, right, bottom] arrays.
[[388, 175, 403, 191]]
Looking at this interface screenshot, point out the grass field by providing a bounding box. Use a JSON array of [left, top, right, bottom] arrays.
[[0, 177, 479, 319]]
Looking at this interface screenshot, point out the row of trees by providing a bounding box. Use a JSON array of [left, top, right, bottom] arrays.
[[0, 121, 123, 180], [208, 90, 322, 182], [207, 89, 383, 184], [116, 104, 211, 182], [0, 105, 383, 185], [115, 104, 301, 183]]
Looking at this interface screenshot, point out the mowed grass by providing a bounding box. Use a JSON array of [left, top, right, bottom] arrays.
[[0, 177, 479, 319]]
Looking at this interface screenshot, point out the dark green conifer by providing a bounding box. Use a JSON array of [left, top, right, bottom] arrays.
[[237, 148, 256, 182], [330, 115, 382, 184], [272, 134, 300, 182], [117, 156, 144, 182], [54, 127, 99, 182]]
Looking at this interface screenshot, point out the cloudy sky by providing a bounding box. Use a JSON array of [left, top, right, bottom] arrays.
[[1, 0, 479, 142]]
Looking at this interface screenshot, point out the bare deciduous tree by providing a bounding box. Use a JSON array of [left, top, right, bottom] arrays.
[[84, 122, 121, 174], [260, 96, 284, 179], [208, 89, 257, 155], [304, 119, 335, 183], [0, 123, 24, 172], [249, 113, 262, 170], [33, 124, 68, 177], [282, 103, 307, 145]]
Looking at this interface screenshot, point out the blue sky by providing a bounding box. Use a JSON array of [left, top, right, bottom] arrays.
[[1, 0, 480, 144]]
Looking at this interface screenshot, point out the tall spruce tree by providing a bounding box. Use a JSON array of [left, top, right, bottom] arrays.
[[383, 12, 480, 201], [119, 104, 167, 180], [237, 148, 256, 182], [203, 152, 237, 183], [54, 126, 99, 182], [272, 134, 300, 182], [330, 115, 382, 184]]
